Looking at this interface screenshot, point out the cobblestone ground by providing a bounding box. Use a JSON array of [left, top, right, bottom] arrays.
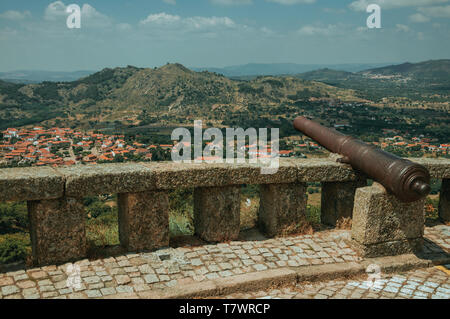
[[222, 266, 450, 299], [0, 224, 449, 299]]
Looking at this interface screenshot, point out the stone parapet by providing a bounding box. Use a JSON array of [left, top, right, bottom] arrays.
[[58, 163, 155, 198], [409, 158, 450, 179], [0, 167, 64, 202], [0, 157, 447, 266], [0, 158, 448, 201]]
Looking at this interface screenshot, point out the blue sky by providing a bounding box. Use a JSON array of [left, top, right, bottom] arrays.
[[0, 0, 449, 71]]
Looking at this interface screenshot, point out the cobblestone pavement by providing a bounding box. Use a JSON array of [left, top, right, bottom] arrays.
[[0, 224, 449, 299], [221, 266, 450, 299]]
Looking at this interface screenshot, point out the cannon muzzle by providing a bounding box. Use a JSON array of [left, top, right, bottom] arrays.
[[293, 116, 431, 202]]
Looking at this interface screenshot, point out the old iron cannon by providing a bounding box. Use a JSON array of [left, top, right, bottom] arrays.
[[293, 116, 431, 203]]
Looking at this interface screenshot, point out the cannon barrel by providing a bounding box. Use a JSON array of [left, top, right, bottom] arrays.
[[293, 116, 431, 203]]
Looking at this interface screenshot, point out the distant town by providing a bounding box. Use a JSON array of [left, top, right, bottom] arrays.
[[0, 127, 157, 167], [0, 126, 448, 168]]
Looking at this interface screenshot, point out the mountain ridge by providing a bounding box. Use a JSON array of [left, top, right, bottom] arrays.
[[295, 59, 450, 101], [0, 62, 396, 84], [192, 62, 395, 77], [0, 63, 361, 129], [360, 59, 450, 79], [0, 59, 448, 130]]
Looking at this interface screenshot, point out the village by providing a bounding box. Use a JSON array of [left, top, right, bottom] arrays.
[[0, 125, 448, 168], [0, 127, 159, 167], [285, 126, 449, 159]]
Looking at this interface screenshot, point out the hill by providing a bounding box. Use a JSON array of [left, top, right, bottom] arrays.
[[361, 60, 450, 81], [295, 68, 361, 84], [295, 60, 450, 103], [1, 60, 448, 131], [0, 63, 362, 130], [193, 63, 392, 77]]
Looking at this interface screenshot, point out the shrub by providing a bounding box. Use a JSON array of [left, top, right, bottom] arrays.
[[0, 215, 17, 234], [0, 233, 30, 264], [86, 200, 113, 219], [168, 188, 194, 236], [425, 196, 439, 220], [86, 206, 119, 248], [0, 202, 28, 234], [306, 205, 321, 228]]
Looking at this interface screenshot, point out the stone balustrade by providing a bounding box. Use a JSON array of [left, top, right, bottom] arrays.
[[0, 157, 449, 266]]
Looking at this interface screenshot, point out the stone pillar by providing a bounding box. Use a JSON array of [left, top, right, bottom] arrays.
[[27, 197, 86, 266], [438, 179, 449, 223], [321, 179, 366, 227], [194, 185, 241, 242], [118, 191, 169, 252], [351, 183, 425, 258], [259, 183, 308, 237]]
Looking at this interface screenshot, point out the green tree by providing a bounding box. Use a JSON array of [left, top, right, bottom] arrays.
[[0, 235, 29, 264]]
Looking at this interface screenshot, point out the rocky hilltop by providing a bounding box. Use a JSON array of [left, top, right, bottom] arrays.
[[0, 63, 360, 129]]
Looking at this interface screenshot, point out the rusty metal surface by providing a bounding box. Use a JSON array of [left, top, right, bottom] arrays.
[[293, 116, 431, 202]]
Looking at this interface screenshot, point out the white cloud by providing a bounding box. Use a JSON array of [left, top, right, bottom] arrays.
[[323, 8, 346, 14], [266, 0, 315, 4], [349, 0, 449, 11], [140, 12, 237, 32], [209, 0, 253, 5], [0, 27, 18, 40], [44, 1, 67, 21], [356, 26, 368, 32], [44, 1, 112, 28], [81, 4, 108, 20], [186, 16, 236, 29], [418, 5, 450, 17], [140, 12, 181, 25], [0, 10, 31, 21], [260, 26, 275, 36], [116, 23, 132, 31], [406, 5, 450, 24], [409, 13, 430, 22], [297, 24, 337, 36], [395, 24, 411, 32]]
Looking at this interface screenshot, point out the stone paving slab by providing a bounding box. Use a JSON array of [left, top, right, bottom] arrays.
[[0, 224, 448, 299], [220, 266, 450, 299]]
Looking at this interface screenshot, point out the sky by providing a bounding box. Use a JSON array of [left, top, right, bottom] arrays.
[[0, 0, 449, 71]]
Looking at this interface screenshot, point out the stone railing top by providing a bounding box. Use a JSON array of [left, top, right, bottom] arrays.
[[0, 157, 449, 202]]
